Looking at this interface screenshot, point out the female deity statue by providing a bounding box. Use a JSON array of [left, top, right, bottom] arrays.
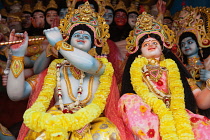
[[175, 7, 210, 89], [6, 2, 127, 140], [119, 12, 210, 140]]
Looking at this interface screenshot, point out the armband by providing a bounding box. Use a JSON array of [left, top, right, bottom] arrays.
[[55, 40, 74, 51], [10, 56, 24, 78]]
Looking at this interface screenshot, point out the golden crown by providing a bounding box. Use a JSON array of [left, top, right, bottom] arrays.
[[105, 0, 114, 10], [22, 4, 32, 13], [59, 1, 110, 55], [174, 6, 210, 48], [114, 0, 127, 13], [7, 12, 21, 22], [127, 3, 139, 14], [47, 0, 58, 10], [0, 8, 8, 17], [67, 0, 106, 16], [33, 1, 46, 13], [126, 12, 175, 54]]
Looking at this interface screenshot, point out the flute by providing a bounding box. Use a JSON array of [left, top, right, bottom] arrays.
[[0, 37, 45, 46]]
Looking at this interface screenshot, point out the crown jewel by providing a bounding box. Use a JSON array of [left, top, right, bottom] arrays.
[[59, 1, 110, 55], [126, 12, 175, 54], [47, 0, 58, 10], [33, 1, 46, 13]]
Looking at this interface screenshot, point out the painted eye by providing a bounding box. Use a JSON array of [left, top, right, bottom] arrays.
[[181, 43, 185, 48], [153, 42, 157, 45], [144, 43, 149, 47], [84, 36, 89, 39], [74, 34, 80, 38], [188, 41, 193, 44]]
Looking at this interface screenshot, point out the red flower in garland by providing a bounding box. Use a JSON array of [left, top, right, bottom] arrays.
[[147, 129, 155, 138], [190, 117, 199, 123]]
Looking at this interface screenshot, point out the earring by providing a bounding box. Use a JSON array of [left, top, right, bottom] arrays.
[[88, 46, 97, 56]]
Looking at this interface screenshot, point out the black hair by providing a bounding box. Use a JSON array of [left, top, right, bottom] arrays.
[[32, 10, 45, 17], [22, 11, 32, 15], [178, 32, 203, 64], [128, 11, 138, 16], [121, 33, 198, 114], [75, 0, 98, 12], [163, 16, 173, 22]]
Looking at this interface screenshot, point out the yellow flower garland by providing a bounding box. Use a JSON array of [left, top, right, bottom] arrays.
[[23, 58, 113, 140], [130, 56, 194, 140]]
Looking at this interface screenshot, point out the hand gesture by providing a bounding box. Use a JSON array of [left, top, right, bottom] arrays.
[[43, 27, 63, 46], [9, 29, 28, 56], [156, 0, 166, 14], [200, 69, 210, 82]]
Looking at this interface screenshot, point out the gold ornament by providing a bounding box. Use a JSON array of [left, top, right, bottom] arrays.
[[174, 6, 210, 48], [22, 4, 32, 13], [11, 56, 24, 78], [59, 1, 110, 56], [7, 12, 21, 22], [46, 0, 58, 10], [33, 1, 46, 13], [126, 12, 175, 54], [114, 0, 127, 13], [67, 0, 106, 16], [105, 0, 114, 10], [127, 3, 139, 14], [55, 40, 74, 51]]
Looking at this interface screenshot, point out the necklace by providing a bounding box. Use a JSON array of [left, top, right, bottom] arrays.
[[23, 58, 114, 139], [142, 65, 171, 107], [130, 56, 194, 140], [63, 64, 93, 105]]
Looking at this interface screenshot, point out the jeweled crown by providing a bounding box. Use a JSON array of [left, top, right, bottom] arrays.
[[67, 0, 106, 16], [114, 0, 127, 13], [47, 0, 58, 10], [33, 1, 46, 13], [59, 1, 110, 54], [22, 4, 32, 13], [126, 12, 175, 54], [173, 6, 210, 48], [105, 0, 114, 10], [127, 3, 139, 14]]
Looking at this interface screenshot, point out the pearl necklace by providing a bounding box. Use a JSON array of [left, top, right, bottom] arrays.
[[56, 60, 93, 113]]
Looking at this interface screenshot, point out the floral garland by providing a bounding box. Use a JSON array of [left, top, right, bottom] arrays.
[[130, 56, 194, 140], [23, 58, 113, 140]]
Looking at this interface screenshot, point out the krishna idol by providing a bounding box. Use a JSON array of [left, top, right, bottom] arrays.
[[6, 2, 127, 140], [119, 12, 210, 140]]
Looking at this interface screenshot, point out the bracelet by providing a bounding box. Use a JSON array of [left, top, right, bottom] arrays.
[[187, 78, 199, 91], [95, 60, 103, 74], [206, 79, 210, 90], [55, 40, 74, 51], [11, 56, 24, 78]]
